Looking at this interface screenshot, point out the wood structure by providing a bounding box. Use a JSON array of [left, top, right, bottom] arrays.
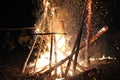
[[20, 25, 108, 80], [35, 26, 108, 79], [20, 0, 108, 79]]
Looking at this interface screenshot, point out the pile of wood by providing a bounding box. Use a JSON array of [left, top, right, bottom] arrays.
[[20, 16, 108, 80], [32, 26, 107, 80]]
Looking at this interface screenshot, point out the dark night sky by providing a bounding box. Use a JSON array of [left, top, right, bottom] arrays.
[[0, 0, 34, 28], [109, 0, 120, 31], [99, 0, 120, 32]]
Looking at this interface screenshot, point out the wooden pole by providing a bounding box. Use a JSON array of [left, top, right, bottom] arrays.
[[21, 36, 38, 73], [65, 0, 88, 76], [54, 34, 57, 76], [34, 39, 43, 73], [73, 23, 84, 75], [64, 32, 80, 77], [49, 34, 53, 76], [85, 0, 92, 68], [19, 32, 67, 37]]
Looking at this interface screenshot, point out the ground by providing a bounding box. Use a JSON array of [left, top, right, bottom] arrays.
[[0, 51, 120, 80]]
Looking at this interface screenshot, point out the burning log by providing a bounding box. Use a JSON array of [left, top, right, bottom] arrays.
[[85, 0, 92, 68], [90, 26, 108, 43], [36, 26, 108, 79]]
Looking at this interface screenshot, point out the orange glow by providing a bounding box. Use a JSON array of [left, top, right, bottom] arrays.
[[26, 0, 109, 78]]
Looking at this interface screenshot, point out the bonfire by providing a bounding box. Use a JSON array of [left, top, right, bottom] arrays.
[[20, 0, 110, 80]]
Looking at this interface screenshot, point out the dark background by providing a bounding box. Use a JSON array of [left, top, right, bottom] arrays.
[[104, 0, 120, 59], [0, 0, 34, 28]]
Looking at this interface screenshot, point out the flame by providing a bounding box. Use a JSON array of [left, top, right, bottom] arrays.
[[56, 35, 66, 52], [26, 0, 72, 76], [35, 52, 50, 72], [30, 35, 70, 76]]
